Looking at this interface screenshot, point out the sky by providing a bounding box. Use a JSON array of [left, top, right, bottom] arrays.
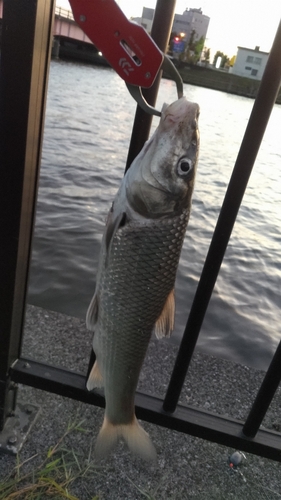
[[57, 0, 280, 59]]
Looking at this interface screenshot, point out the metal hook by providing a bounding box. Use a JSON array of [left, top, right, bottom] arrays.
[[126, 54, 184, 117]]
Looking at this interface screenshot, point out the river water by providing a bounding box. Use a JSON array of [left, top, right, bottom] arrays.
[[27, 59, 281, 371]]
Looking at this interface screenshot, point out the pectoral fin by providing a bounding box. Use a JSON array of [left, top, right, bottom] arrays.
[[105, 211, 127, 267], [154, 289, 175, 339], [86, 293, 99, 331]]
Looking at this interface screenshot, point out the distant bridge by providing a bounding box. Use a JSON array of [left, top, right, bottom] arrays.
[[51, 6, 108, 64], [0, 2, 92, 44], [0, 2, 105, 63], [53, 6, 93, 44]]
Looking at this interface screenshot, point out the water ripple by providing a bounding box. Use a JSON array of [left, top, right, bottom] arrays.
[[28, 60, 281, 370]]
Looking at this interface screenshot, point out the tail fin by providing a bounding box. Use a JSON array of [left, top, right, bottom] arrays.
[[95, 415, 156, 461]]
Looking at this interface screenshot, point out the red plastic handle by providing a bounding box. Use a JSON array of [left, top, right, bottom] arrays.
[[68, 0, 163, 88]]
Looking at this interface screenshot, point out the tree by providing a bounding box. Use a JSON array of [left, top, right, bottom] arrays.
[[187, 29, 196, 51], [180, 30, 205, 64], [194, 36, 205, 60], [221, 54, 230, 68], [213, 50, 224, 66], [213, 50, 230, 68], [202, 47, 210, 65]]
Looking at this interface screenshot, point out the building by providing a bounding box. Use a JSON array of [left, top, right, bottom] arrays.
[[137, 7, 154, 32], [133, 7, 210, 45], [230, 46, 269, 80], [173, 7, 210, 44]]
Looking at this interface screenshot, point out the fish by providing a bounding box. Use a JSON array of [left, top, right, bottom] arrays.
[[86, 96, 200, 460]]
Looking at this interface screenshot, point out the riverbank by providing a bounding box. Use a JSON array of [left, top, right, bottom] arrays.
[[169, 63, 281, 104], [0, 305, 280, 499]]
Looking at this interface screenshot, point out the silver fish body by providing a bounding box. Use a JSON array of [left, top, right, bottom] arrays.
[[86, 96, 200, 459]]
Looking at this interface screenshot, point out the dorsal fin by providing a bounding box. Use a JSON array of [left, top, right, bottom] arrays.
[[154, 288, 175, 339]]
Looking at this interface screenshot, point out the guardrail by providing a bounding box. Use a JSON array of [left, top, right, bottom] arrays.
[[1, 0, 281, 462], [55, 5, 74, 20]]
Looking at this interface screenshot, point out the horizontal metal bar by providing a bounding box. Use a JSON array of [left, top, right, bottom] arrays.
[[10, 357, 281, 462]]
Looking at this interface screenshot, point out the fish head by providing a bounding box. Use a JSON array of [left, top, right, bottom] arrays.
[[126, 97, 199, 218]]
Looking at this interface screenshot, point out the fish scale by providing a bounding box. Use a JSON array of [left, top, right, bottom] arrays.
[[94, 211, 189, 425]]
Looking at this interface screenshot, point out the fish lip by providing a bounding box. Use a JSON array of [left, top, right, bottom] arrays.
[[163, 111, 178, 123], [162, 98, 199, 125]]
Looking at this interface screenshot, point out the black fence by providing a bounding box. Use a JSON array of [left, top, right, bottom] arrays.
[[1, 0, 281, 461]]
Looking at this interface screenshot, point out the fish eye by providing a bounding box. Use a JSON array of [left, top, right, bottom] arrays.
[[177, 158, 193, 176]]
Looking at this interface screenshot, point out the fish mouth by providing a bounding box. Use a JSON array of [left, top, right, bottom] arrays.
[[162, 97, 199, 124]]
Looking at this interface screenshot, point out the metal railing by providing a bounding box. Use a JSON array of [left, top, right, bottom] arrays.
[[55, 5, 74, 21], [1, 0, 281, 461]]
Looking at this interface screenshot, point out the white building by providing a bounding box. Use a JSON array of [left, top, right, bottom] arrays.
[[230, 46, 269, 80], [133, 7, 210, 44]]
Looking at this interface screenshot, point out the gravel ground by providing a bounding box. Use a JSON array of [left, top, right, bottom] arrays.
[[0, 305, 280, 499]]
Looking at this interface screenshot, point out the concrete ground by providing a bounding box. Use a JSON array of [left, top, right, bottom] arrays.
[[0, 305, 280, 499]]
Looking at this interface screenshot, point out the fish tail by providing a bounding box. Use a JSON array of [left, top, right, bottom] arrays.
[[95, 415, 156, 461]]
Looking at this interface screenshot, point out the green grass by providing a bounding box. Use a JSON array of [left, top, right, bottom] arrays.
[[1, 419, 280, 500], [0, 420, 100, 500]]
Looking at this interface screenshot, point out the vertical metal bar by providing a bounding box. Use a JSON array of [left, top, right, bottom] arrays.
[[163, 20, 281, 413], [0, 0, 54, 430], [243, 340, 281, 437], [125, 0, 176, 171], [87, 0, 177, 381]]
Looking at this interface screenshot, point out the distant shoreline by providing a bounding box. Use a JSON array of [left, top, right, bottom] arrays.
[[169, 62, 281, 104], [50, 41, 281, 104]]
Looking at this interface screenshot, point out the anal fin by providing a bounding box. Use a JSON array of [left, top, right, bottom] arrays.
[[154, 288, 175, 339]]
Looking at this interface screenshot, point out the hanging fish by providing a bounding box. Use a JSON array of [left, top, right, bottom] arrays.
[[86, 96, 200, 460]]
